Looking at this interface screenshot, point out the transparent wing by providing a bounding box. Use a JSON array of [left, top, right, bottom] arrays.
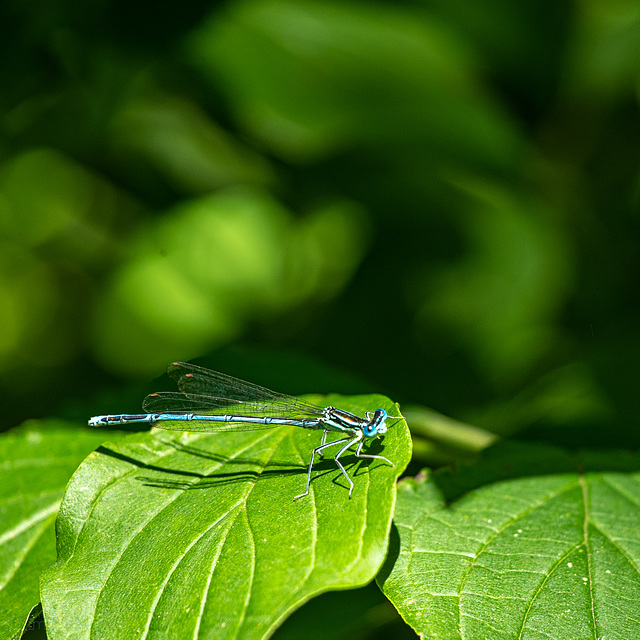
[[142, 391, 320, 419], [158, 362, 326, 418]]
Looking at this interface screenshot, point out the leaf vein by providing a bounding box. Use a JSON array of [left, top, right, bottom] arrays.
[[88, 430, 277, 639], [516, 543, 585, 640], [142, 504, 243, 640], [580, 475, 598, 640]]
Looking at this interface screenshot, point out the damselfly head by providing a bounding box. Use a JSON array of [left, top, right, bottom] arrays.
[[363, 408, 388, 437]]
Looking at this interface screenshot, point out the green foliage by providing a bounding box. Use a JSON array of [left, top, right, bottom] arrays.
[[2, 0, 640, 637], [0, 423, 108, 640], [92, 191, 367, 375], [188, 0, 521, 165], [2, 0, 640, 434], [6, 404, 639, 639], [379, 444, 640, 639], [35, 394, 408, 639]]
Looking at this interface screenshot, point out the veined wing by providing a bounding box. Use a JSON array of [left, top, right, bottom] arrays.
[[165, 362, 326, 417], [142, 391, 322, 420]]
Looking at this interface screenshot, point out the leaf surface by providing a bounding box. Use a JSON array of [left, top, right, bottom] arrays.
[[0, 422, 107, 640], [41, 394, 410, 640], [379, 443, 640, 640]]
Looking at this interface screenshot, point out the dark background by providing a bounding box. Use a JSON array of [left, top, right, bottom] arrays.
[[2, 0, 639, 454]]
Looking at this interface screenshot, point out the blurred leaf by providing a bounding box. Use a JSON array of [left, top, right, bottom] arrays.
[[563, 1, 640, 103], [15, 603, 45, 640], [404, 405, 497, 466], [0, 246, 56, 369], [419, 177, 572, 388], [0, 147, 137, 375], [0, 422, 107, 640], [379, 443, 640, 639], [0, 148, 94, 247], [0, 148, 128, 253], [405, 406, 497, 452], [188, 0, 522, 167], [284, 200, 369, 304], [469, 363, 614, 440], [92, 190, 368, 376], [110, 93, 275, 193], [41, 394, 411, 640], [422, 0, 570, 107]]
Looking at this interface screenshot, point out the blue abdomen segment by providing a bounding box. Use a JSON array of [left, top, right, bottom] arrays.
[[88, 413, 318, 429], [89, 414, 152, 426]]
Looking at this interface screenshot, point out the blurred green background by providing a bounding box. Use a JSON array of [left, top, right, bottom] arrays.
[[1, 0, 639, 451]]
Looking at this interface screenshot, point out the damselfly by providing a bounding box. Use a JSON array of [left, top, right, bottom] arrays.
[[89, 362, 402, 499]]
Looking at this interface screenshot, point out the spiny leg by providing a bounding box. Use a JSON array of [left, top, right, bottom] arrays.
[[333, 433, 363, 498], [293, 436, 351, 501], [354, 439, 394, 467]]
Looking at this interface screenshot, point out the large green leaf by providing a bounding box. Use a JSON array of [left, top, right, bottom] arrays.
[[41, 394, 410, 640], [379, 443, 640, 639], [0, 422, 108, 640]]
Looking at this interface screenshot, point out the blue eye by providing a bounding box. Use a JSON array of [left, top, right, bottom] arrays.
[[362, 409, 388, 437]]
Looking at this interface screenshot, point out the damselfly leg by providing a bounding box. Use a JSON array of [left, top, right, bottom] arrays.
[[354, 439, 393, 467], [293, 428, 393, 500], [294, 433, 355, 500]]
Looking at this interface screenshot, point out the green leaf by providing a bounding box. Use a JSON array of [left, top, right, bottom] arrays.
[[41, 394, 411, 640], [0, 422, 107, 640], [379, 442, 640, 640]]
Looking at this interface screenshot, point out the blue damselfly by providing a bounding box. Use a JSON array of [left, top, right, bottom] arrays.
[[89, 362, 402, 499]]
